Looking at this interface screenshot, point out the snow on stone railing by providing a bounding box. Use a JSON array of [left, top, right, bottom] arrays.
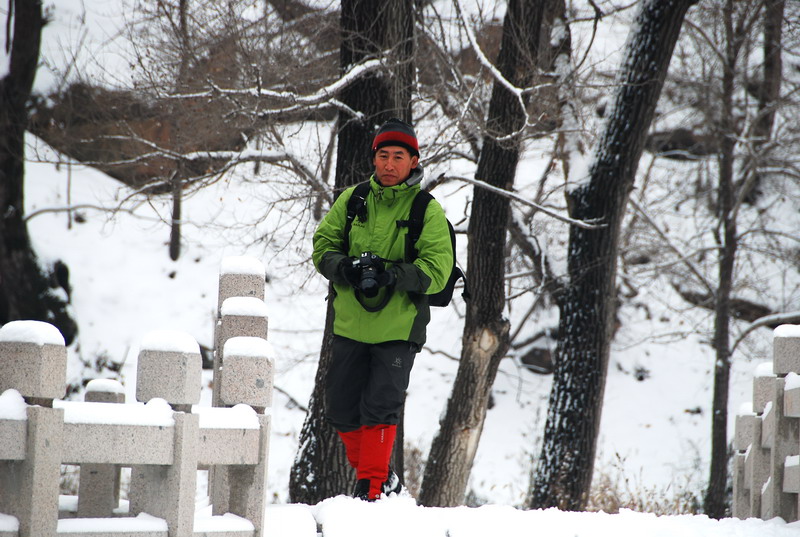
[[0, 256, 273, 537], [733, 324, 800, 521]]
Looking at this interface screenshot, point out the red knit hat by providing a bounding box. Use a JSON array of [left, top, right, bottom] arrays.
[[372, 118, 419, 157]]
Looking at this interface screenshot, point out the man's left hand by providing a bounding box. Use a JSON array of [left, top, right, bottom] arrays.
[[374, 268, 396, 289]]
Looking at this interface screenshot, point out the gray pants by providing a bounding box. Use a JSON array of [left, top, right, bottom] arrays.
[[326, 335, 418, 432]]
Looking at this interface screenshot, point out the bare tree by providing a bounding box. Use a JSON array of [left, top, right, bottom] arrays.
[[419, 0, 546, 507], [0, 0, 77, 342], [529, 0, 696, 511], [703, 0, 763, 518], [289, 0, 416, 504]]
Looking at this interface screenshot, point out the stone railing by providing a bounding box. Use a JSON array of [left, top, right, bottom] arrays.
[[0, 256, 273, 537], [733, 324, 800, 521]]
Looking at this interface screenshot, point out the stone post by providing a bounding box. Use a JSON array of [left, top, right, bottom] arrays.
[[213, 296, 269, 408], [130, 330, 202, 537], [0, 320, 67, 405], [209, 256, 267, 513], [136, 330, 202, 413], [212, 337, 274, 537], [732, 405, 756, 519], [0, 320, 67, 537], [228, 413, 271, 537], [129, 412, 199, 537], [745, 360, 775, 518], [764, 326, 800, 521], [219, 336, 275, 414], [78, 379, 125, 518]]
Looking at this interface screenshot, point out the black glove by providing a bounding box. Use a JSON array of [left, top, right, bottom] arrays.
[[338, 257, 361, 288]]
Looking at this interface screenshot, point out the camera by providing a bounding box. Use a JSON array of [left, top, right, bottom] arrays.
[[352, 252, 382, 297]]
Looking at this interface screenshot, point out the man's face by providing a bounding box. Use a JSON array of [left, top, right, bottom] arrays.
[[373, 146, 419, 187]]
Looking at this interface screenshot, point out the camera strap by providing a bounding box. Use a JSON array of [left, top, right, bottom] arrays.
[[354, 287, 394, 312], [342, 181, 372, 257]]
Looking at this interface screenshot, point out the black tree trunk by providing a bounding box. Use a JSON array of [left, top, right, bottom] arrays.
[[418, 0, 544, 507], [529, 0, 694, 511], [0, 0, 77, 343], [289, 0, 415, 503]]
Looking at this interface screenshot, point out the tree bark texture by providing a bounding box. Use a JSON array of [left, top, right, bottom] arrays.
[[529, 0, 694, 511], [743, 0, 784, 204], [289, 0, 415, 503], [167, 0, 191, 261], [0, 0, 77, 343], [755, 0, 783, 142], [419, 0, 544, 508]]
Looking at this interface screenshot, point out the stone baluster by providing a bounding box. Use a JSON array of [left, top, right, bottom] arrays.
[[213, 256, 266, 408], [0, 320, 67, 537], [733, 402, 756, 519], [746, 361, 775, 518], [77, 379, 125, 518], [210, 333, 273, 535], [129, 330, 201, 537], [213, 295, 269, 406], [759, 326, 800, 521]]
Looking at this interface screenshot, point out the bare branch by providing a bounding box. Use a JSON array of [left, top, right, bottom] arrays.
[[628, 195, 716, 295], [24, 204, 159, 223], [732, 311, 800, 354], [447, 174, 602, 229], [172, 58, 384, 110]]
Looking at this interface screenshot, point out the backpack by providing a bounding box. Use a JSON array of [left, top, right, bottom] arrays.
[[343, 181, 469, 307]]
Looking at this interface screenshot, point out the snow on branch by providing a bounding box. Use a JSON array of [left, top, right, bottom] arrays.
[[172, 58, 383, 111], [254, 99, 362, 121], [452, 0, 542, 142], [88, 135, 332, 205], [448, 174, 601, 229], [454, 0, 523, 100], [732, 311, 800, 354]]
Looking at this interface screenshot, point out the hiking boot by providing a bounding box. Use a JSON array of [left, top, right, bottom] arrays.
[[383, 467, 402, 496], [353, 478, 374, 502]]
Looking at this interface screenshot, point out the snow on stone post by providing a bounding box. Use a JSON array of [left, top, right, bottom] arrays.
[[761, 325, 800, 521], [130, 330, 201, 537], [213, 256, 266, 408], [77, 379, 125, 518], [0, 320, 67, 537], [135, 330, 202, 413]]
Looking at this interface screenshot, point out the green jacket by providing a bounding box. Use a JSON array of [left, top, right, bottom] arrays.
[[313, 175, 452, 345]]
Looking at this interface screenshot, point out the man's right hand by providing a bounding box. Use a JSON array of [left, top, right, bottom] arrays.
[[338, 257, 361, 288]]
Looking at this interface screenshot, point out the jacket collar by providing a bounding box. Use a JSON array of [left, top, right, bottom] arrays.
[[369, 173, 420, 201]]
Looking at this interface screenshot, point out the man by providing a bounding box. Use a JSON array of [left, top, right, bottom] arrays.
[[312, 118, 453, 501]]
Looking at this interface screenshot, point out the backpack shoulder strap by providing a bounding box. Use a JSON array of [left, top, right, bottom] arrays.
[[342, 181, 371, 256], [397, 190, 433, 262]]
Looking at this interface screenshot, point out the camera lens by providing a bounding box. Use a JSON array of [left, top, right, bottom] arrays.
[[360, 266, 378, 297]]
